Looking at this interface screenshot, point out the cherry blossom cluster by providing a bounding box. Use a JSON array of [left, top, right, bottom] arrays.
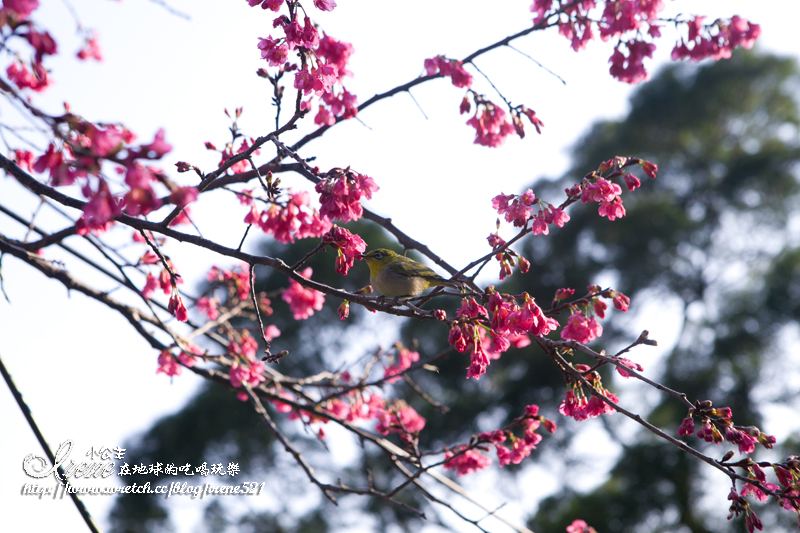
[[424, 59, 543, 148], [263, 382, 426, 446], [156, 343, 202, 378], [672, 16, 761, 63], [375, 400, 427, 443], [244, 189, 332, 244], [281, 267, 325, 320], [558, 284, 629, 344], [196, 263, 275, 325], [558, 364, 619, 420], [321, 225, 367, 275], [424, 55, 474, 89], [530, 1, 760, 84], [203, 107, 262, 175], [566, 520, 598, 533], [225, 331, 268, 400], [206, 264, 253, 301], [465, 96, 546, 147], [725, 455, 800, 533], [443, 404, 556, 476], [492, 243, 530, 281], [323, 389, 384, 425], [3, 0, 54, 92], [569, 156, 657, 221], [448, 293, 557, 380], [314, 167, 379, 222], [265, 384, 413, 444], [677, 400, 776, 455], [23, 120, 181, 237], [249, 0, 358, 126], [492, 188, 569, 231], [2, 0, 105, 92], [139, 253, 189, 322], [383, 342, 420, 383], [311, 34, 357, 125]]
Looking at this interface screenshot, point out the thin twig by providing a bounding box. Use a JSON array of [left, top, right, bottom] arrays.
[[0, 355, 103, 533]]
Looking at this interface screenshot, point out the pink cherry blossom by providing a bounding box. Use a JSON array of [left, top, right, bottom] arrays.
[[598, 196, 626, 220], [613, 292, 630, 311], [624, 173, 641, 191], [229, 358, 267, 388], [264, 324, 281, 341], [555, 287, 575, 300], [322, 88, 358, 119], [4, 0, 39, 19], [13, 149, 35, 172], [492, 190, 535, 227], [7, 60, 51, 92], [384, 343, 420, 383], [560, 312, 603, 343], [443, 447, 492, 476], [316, 171, 379, 222], [23, 29, 57, 61], [375, 403, 426, 436], [467, 341, 490, 380], [467, 104, 516, 147], [549, 206, 570, 227], [141, 128, 172, 159], [258, 191, 331, 243], [424, 55, 473, 88], [196, 297, 220, 320], [678, 417, 695, 436], [284, 16, 319, 50], [76, 179, 120, 236], [142, 273, 159, 299], [169, 186, 198, 209], [609, 39, 656, 84], [317, 34, 354, 79], [247, 0, 283, 10], [258, 36, 289, 66], [282, 267, 325, 320], [315, 105, 336, 126], [566, 519, 597, 533], [76, 31, 103, 62], [156, 350, 182, 377], [456, 298, 489, 319], [615, 357, 643, 378], [168, 289, 188, 322]]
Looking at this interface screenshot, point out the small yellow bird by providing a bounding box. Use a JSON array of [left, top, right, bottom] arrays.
[[359, 248, 464, 298]]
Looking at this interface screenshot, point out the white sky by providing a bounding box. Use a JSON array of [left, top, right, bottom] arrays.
[[2, 1, 799, 532]]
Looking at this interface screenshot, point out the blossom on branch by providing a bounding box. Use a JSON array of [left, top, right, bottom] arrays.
[[443, 447, 492, 476], [315, 169, 379, 222], [322, 225, 367, 275], [282, 267, 325, 320]]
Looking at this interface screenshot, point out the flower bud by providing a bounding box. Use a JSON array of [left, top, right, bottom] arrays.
[[519, 256, 530, 274], [678, 417, 695, 436], [721, 450, 735, 462]]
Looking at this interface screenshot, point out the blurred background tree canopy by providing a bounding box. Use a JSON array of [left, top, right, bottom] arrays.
[[109, 48, 800, 533]]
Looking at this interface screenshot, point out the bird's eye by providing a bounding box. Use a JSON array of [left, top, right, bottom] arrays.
[[374, 252, 383, 259]]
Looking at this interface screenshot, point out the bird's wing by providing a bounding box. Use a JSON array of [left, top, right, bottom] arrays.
[[394, 260, 443, 280]]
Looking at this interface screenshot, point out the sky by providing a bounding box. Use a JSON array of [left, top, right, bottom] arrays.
[[2, 1, 800, 532]]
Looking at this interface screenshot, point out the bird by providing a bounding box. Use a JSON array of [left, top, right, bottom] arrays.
[[359, 248, 464, 298]]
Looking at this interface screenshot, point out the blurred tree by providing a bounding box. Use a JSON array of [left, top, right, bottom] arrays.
[[525, 49, 800, 532]]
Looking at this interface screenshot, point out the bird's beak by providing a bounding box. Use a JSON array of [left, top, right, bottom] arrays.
[[357, 253, 365, 259]]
